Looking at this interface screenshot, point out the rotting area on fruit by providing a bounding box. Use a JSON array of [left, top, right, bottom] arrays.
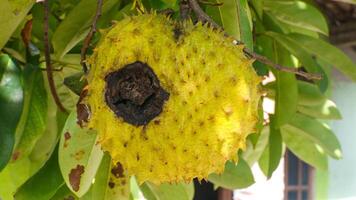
[[104, 61, 170, 126]]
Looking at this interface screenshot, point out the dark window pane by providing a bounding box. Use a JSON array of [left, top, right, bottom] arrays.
[[288, 152, 298, 185], [288, 191, 298, 200], [302, 191, 308, 200], [302, 162, 309, 185]]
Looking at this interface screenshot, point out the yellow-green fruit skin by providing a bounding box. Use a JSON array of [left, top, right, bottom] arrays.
[[87, 14, 261, 184]]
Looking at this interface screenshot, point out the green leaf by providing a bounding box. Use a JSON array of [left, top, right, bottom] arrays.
[[283, 113, 342, 159], [14, 147, 64, 200], [0, 54, 23, 171], [297, 81, 326, 106], [297, 99, 342, 120], [160, 0, 177, 8], [0, 0, 34, 49], [130, 177, 141, 200], [141, 182, 194, 200], [243, 126, 270, 166], [205, 0, 252, 48], [80, 153, 110, 200], [258, 116, 283, 178], [50, 185, 78, 200], [263, 1, 328, 35], [208, 158, 254, 189], [14, 55, 48, 161], [281, 126, 328, 170], [63, 72, 87, 96], [209, 0, 241, 39], [265, 80, 327, 106], [0, 79, 64, 200], [59, 112, 103, 197], [52, 0, 121, 59], [237, 0, 253, 49], [272, 42, 298, 127], [250, 0, 263, 19], [263, 31, 328, 90], [53, 63, 81, 110], [0, 157, 32, 200], [289, 33, 356, 81], [81, 153, 130, 200], [255, 36, 297, 127]]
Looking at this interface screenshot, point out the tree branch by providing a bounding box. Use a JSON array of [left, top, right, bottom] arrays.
[[243, 49, 322, 80], [187, 0, 220, 29], [187, 0, 322, 80], [43, 0, 67, 113], [80, 0, 103, 74]]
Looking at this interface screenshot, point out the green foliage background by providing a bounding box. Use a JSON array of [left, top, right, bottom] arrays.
[[1, 0, 356, 199]]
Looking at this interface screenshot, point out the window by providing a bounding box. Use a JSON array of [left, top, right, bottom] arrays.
[[284, 150, 314, 200]]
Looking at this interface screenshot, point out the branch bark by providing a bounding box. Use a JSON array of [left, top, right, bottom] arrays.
[[80, 0, 103, 74], [187, 0, 322, 80], [43, 0, 67, 113]]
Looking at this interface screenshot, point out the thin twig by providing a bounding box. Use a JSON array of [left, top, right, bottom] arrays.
[[244, 49, 322, 80], [180, 0, 191, 20], [80, 0, 103, 74], [43, 0, 68, 113], [187, 0, 220, 29], [187, 0, 322, 80]]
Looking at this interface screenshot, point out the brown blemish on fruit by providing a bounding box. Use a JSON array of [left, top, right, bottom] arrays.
[[173, 26, 183, 40], [111, 162, 124, 178], [105, 61, 169, 126], [69, 165, 85, 192], [140, 126, 148, 140], [108, 181, 115, 189], [208, 115, 215, 121], [204, 76, 210, 82], [230, 76, 237, 85], [132, 28, 141, 35]]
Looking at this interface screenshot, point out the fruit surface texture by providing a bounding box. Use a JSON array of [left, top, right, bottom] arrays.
[[86, 14, 261, 184]]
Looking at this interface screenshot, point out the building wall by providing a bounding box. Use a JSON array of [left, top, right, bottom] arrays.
[[326, 82, 356, 200]]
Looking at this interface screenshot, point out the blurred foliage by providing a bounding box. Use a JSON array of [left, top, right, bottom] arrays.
[[1, 0, 356, 199]]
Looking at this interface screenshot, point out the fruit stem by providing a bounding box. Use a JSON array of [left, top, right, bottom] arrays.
[[80, 0, 103, 74], [187, 0, 322, 81]]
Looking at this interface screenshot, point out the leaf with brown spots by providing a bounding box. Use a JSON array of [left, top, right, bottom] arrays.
[[59, 112, 103, 197], [80, 153, 130, 200], [63, 132, 71, 148], [69, 165, 85, 192]]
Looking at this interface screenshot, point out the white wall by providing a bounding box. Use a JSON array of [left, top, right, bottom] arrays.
[[327, 82, 356, 200]]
